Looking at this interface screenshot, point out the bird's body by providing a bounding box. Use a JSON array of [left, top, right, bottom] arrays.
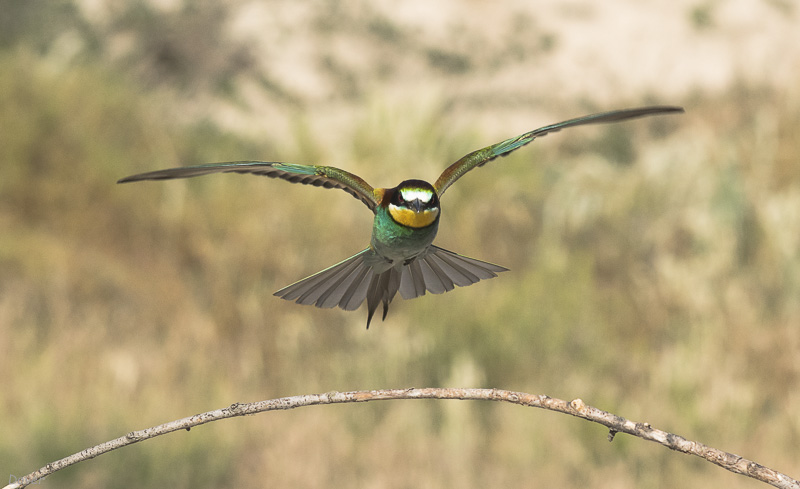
[[372, 184, 440, 262], [119, 105, 683, 327]]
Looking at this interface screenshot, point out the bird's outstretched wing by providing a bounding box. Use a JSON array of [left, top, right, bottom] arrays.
[[433, 106, 684, 197], [118, 161, 379, 212]]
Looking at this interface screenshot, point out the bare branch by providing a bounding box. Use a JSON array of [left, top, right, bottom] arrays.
[[5, 388, 797, 489]]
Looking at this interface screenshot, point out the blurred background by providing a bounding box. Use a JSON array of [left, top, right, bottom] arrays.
[[1, 1, 798, 487]]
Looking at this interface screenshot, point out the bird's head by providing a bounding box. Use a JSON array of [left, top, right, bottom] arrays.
[[386, 180, 440, 228]]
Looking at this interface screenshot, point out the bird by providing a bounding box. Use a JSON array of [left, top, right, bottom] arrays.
[[119, 105, 683, 327]]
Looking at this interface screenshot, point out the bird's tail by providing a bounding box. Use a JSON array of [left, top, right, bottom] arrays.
[[274, 246, 507, 328]]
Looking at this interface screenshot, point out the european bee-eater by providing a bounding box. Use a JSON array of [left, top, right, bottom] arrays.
[[119, 106, 683, 327]]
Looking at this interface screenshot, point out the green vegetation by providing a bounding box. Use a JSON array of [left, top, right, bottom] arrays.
[[2, 4, 799, 488]]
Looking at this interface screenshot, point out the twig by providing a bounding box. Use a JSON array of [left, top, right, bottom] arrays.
[[5, 388, 797, 489]]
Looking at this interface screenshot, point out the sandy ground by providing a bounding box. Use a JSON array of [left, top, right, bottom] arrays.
[[210, 0, 799, 136], [73, 0, 799, 141]]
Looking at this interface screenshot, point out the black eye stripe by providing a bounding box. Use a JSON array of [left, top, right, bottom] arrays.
[[392, 180, 439, 208]]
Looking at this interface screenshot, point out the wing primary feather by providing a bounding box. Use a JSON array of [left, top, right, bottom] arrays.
[[118, 161, 378, 212], [434, 106, 684, 196]]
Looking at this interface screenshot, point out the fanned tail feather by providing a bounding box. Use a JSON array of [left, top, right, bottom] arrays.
[[365, 267, 402, 327], [399, 246, 508, 299], [274, 246, 508, 328], [274, 249, 374, 311]]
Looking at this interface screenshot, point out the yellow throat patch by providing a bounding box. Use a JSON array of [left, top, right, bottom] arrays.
[[388, 204, 439, 228]]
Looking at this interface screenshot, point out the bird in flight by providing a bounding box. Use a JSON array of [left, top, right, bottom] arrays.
[[119, 105, 683, 327]]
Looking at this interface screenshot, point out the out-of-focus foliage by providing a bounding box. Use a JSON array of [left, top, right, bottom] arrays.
[[2, 2, 799, 488], [0, 1, 89, 54]]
